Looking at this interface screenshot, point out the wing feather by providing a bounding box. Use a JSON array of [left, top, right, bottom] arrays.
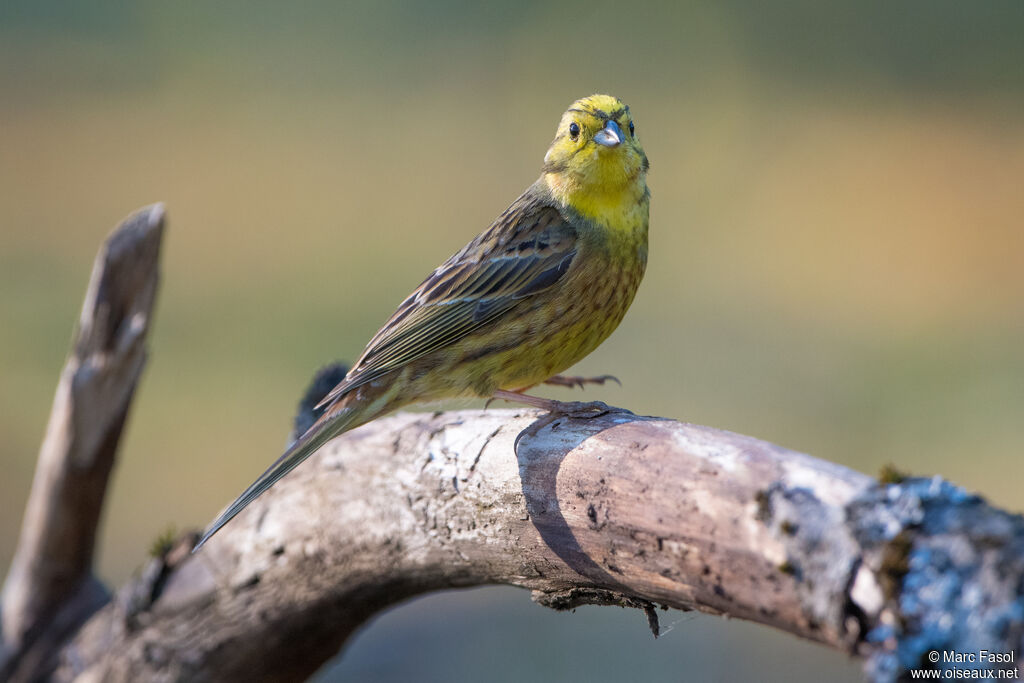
[[315, 194, 576, 409]]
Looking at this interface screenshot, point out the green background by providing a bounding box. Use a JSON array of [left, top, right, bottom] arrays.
[[2, 2, 1022, 681]]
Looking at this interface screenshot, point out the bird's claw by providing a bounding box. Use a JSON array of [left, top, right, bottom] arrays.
[[514, 399, 633, 450], [544, 374, 621, 390]]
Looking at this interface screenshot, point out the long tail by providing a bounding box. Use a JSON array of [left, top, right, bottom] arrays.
[[192, 399, 374, 552]]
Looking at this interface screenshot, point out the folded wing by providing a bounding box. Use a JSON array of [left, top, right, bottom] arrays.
[[316, 199, 577, 409]]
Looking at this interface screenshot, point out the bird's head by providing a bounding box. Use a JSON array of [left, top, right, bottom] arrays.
[[542, 94, 649, 220]]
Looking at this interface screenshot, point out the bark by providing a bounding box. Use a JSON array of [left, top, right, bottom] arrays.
[[3, 205, 1022, 683], [52, 410, 1024, 682]]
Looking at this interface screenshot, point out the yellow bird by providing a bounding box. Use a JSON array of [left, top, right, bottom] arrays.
[[194, 94, 650, 550]]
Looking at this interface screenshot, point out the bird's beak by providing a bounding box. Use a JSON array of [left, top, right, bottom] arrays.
[[593, 119, 624, 148]]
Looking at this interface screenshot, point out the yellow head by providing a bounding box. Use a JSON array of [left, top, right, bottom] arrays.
[[542, 94, 649, 222]]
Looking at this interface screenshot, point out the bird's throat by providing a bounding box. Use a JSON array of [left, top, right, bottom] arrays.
[[544, 171, 648, 233]]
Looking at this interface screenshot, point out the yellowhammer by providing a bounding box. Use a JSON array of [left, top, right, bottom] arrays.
[[195, 94, 650, 550]]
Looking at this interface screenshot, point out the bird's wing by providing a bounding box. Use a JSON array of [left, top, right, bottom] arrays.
[[316, 199, 577, 409]]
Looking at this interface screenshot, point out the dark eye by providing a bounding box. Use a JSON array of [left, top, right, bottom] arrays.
[[629, 120, 635, 136], [568, 122, 580, 140]]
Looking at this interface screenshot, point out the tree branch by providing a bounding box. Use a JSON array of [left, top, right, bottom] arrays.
[[0, 205, 165, 681], [53, 409, 1024, 683], [4, 204, 1022, 683]]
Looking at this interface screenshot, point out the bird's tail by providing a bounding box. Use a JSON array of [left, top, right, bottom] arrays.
[[192, 394, 383, 552]]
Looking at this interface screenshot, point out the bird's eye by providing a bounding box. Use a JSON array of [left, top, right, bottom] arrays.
[[568, 122, 580, 140], [629, 120, 635, 136]]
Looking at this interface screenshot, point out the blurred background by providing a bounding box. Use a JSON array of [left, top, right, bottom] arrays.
[[2, 1, 1022, 680]]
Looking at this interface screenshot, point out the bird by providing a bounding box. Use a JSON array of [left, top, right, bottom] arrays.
[[193, 94, 650, 551]]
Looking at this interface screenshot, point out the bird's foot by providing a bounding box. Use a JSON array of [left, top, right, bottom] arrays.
[[491, 389, 631, 417], [543, 374, 621, 390], [542, 399, 619, 419], [491, 390, 633, 448]]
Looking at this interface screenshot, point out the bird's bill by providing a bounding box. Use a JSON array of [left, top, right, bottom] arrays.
[[593, 119, 624, 148]]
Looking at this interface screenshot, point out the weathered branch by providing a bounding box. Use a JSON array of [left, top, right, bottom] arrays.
[[4, 204, 1022, 683], [53, 409, 1024, 682], [0, 205, 165, 681]]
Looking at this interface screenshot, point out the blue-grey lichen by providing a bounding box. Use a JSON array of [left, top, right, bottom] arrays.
[[849, 477, 1024, 682], [759, 475, 1023, 682]]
